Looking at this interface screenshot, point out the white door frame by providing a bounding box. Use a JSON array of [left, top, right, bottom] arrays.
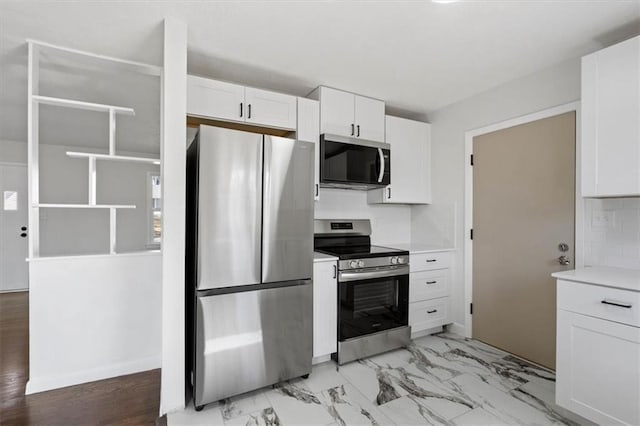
[[463, 101, 583, 338]]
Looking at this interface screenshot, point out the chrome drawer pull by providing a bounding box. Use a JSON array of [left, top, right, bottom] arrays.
[[426, 259, 437, 263], [427, 309, 437, 314], [601, 300, 632, 309], [426, 281, 437, 285]]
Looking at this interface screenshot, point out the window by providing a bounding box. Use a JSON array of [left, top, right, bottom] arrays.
[[148, 174, 162, 247]]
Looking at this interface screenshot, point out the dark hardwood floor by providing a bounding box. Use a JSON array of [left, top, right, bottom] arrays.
[[0, 291, 161, 425]]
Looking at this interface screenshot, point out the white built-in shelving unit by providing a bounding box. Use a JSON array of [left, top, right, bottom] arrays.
[[27, 39, 162, 257]]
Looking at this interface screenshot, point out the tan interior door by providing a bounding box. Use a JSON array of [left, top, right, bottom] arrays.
[[472, 111, 575, 370]]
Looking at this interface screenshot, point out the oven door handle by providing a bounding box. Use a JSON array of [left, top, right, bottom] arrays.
[[339, 265, 409, 282]]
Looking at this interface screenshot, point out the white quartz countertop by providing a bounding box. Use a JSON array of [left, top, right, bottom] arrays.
[[385, 243, 456, 254], [552, 266, 640, 292], [314, 251, 338, 262]]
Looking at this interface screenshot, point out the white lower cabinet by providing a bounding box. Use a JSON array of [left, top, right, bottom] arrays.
[[408, 250, 452, 336], [556, 278, 640, 425], [313, 258, 337, 359]]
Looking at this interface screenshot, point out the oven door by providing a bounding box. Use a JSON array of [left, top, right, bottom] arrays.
[[338, 267, 409, 341], [320, 134, 390, 189]]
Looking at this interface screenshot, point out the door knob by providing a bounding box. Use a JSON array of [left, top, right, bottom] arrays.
[[558, 243, 569, 252], [21, 226, 27, 231], [558, 255, 570, 265], [20, 232, 27, 238]]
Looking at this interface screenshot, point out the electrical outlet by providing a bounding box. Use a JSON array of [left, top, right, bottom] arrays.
[[591, 210, 614, 228]]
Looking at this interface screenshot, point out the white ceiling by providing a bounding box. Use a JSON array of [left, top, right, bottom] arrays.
[[1, 1, 639, 153]]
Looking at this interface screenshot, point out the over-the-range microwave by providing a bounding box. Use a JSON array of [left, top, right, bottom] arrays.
[[319, 134, 390, 190]]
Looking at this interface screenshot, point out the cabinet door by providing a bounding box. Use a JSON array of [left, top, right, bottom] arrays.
[[368, 116, 431, 204], [312, 261, 337, 358], [245, 87, 297, 130], [297, 98, 321, 200], [187, 75, 245, 122], [319, 87, 355, 137], [556, 309, 640, 425], [582, 36, 640, 197], [354, 95, 385, 142]]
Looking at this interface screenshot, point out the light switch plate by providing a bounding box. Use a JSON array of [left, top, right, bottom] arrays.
[[591, 210, 614, 228]]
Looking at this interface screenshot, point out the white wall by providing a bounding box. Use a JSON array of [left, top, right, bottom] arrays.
[[0, 140, 160, 256], [26, 252, 162, 394], [412, 58, 582, 327], [584, 198, 640, 270], [315, 188, 412, 245]]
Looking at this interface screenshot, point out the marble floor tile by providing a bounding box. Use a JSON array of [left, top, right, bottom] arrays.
[[413, 334, 509, 363], [264, 381, 335, 425], [317, 383, 394, 426], [491, 355, 556, 392], [448, 374, 567, 425], [168, 402, 225, 426], [378, 395, 450, 426], [511, 381, 595, 426], [451, 407, 511, 426], [220, 388, 272, 421], [224, 407, 281, 426], [301, 361, 349, 394]]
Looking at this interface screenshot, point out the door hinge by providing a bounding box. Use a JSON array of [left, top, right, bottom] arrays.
[[470, 303, 473, 315], [470, 154, 474, 166], [470, 229, 473, 240]]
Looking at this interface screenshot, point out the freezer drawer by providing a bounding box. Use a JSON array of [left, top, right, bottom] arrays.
[[194, 281, 313, 406]]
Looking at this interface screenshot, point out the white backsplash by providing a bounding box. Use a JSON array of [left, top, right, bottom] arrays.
[[584, 198, 640, 270], [314, 188, 412, 246]]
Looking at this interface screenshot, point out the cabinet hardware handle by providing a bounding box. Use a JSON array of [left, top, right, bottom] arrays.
[[387, 187, 391, 199], [315, 184, 319, 197], [426, 281, 437, 285], [601, 300, 632, 309], [333, 265, 337, 279], [351, 123, 355, 136], [248, 104, 251, 119], [240, 103, 243, 117], [357, 124, 360, 137], [426, 259, 437, 263], [427, 309, 437, 314]]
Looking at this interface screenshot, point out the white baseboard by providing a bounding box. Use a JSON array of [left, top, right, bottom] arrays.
[[445, 322, 467, 337], [25, 355, 161, 395]]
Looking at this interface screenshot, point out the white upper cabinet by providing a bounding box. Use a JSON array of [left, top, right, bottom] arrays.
[[187, 76, 245, 122], [187, 75, 297, 130], [368, 115, 432, 204], [297, 98, 320, 200], [354, 95, 385, 142], [309, 86, 385, 142], [244, 87, 297, 130], [582, 36, 640, 197]]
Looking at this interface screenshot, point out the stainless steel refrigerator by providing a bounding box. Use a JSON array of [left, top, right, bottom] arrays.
[[186, 125, 314, 410]]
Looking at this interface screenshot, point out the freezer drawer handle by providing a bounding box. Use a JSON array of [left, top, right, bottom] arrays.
[[426, 280, 437, 285], [427, 309, 438, 314], [601, 299, 632, 309]]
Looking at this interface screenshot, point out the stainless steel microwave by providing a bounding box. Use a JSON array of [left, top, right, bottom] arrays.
[[320, 134, 390, 190]]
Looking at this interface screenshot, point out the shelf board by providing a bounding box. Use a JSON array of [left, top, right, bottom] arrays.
[[66, 151, 160, 165], [36, 203, 136, 209], [32, 95, 135, 115]]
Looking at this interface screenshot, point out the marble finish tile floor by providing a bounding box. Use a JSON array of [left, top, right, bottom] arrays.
[[168, 333, 594, 426]]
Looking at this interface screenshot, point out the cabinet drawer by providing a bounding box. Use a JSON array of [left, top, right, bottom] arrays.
[[410, 252, 451, 272], [409, 297, 450, 331], [410, 269, 449, 303], [557, 280, 640, 327]]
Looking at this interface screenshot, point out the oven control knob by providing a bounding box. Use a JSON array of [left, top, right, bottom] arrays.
[[349, 260, 358, 269], [397, 256, 406, 264], [391, 256, 398, 265], [357, 260, 365, 268]]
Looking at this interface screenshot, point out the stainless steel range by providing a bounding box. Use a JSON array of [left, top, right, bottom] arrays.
[[314, 219, 411, 365]]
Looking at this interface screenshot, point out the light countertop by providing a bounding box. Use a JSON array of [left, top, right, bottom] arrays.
[[384, 243, 456, 254], [552, 266, 640, 292], [314, 251, 338, 262]]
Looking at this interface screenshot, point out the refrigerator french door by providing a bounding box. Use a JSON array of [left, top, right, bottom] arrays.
[[186, 126, 314, 409]]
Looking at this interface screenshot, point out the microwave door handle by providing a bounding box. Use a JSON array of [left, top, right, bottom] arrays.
[[377, 148, 385, 183]]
